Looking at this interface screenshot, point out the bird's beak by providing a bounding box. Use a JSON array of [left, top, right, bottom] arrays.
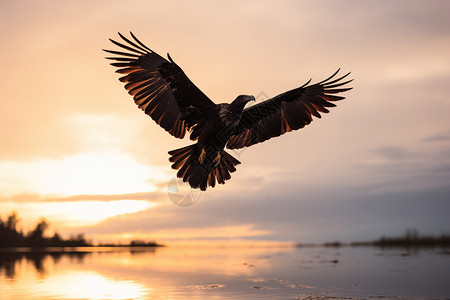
[[249, 95, 256, 102]]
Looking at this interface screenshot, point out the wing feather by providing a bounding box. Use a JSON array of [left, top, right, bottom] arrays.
[[104, 32, 215, 139], [227, 70, 353, 149]]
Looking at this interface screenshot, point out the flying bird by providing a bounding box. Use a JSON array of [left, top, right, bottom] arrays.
[[104, 32, 353, 191]]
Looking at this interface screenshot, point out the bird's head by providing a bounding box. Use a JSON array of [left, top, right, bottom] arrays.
[[232, 95, 256, 109]]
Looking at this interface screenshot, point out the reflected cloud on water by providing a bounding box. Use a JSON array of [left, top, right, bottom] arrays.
[[0, 250, 87, 278], [28, 270, 149, 300], [0, 247, 157, 279], [0, 247, 157, 299], [0, 245, 282, 299], [1, 245, 450, 299]]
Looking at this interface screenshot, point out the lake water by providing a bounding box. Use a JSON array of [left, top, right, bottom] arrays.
[[1, 245, 449, 299]]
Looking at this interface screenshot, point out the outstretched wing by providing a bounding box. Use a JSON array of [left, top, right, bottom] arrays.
[[227, 69, 353, 149], [104, 32, 215, 139]]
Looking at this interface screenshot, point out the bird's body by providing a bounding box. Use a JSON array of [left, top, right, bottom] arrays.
[[168, 96, 254, 190], [105, 32, 353, 190]]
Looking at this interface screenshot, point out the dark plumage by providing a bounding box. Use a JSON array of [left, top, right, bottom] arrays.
[[104, 32, 353, 191]]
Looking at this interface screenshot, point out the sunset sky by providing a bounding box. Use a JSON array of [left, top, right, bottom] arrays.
[[1, 0, 449, 244]]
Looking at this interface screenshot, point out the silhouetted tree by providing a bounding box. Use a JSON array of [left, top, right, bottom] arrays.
[[0, 212, 93, 247], [0, 212, 26, 247], [405, 228, 419, 240], [1, 212, 161, 248], [6, 212, 19, 231], [50, 232, 63, 245], [27, 219, 49, 247]]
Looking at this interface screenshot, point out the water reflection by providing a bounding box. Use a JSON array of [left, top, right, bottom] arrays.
[[0, 249, 88, 278], [30, 270, 149, 299], [1, 245, 450, 299]]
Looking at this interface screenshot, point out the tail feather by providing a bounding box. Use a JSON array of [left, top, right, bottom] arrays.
[[188, 164, 204, 190], [168, 144, 240, 191], [168, 145, 193, 162], [171, 150, 191, 169], [207, 172, 216, 188], [176, 158, 191, 179], [215, 166, 224, 184]]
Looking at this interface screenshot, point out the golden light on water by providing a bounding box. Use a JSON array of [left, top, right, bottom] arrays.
[[27, 270, 149, 300], [2, 243, 450, 299], [1, 245, 298, 299]]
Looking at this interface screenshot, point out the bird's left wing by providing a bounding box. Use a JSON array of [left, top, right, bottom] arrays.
[[227, 70, 353, 149], [104, 32, 216, 139]]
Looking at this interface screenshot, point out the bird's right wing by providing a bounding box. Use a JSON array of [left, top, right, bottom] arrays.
[[104, 32, 216, 139], [227, 70, 353, 149]]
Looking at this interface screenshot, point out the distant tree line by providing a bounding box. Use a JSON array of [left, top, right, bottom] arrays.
[[348, 229, 450, 248], [0, 212, 89, 247], [97, 240, 163, 247], [370, 229, 450, 247], [306, 229, 450, 248]]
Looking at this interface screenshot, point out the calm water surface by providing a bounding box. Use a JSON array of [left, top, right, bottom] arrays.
[[1, 245, 449, 299]]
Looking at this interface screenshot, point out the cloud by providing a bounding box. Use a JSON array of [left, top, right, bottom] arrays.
[[373, 146, 415, 161], [65, 177, 450, 244], [91, 224, 272, 242], [0, 151, 170, 197], [423, 132, 450, 143], [0, 192, 165, 204]]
